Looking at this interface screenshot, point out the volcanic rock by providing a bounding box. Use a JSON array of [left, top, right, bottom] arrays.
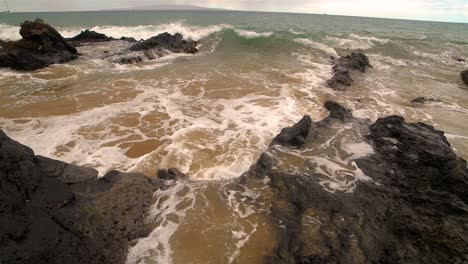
[[129, 32, 198, 54], [0, 129, 160, 264], [0, 19, 78, 71], [69, 29, 114, 43], [245, 102, 468, 263], [270, 115, 312, 148], [327, 51, 372, 91]]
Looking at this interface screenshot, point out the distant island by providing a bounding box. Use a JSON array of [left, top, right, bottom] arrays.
[[101, 4, 228, 11]]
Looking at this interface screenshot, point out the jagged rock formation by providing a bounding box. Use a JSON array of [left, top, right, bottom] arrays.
[[0, 129, 160, 264], [68, 30, 138, 44], [244, 101, 468, 263], [327, 52, 372, 91], [117, 32, 198, 64], [0, 19, 78, 71], [129, 32, 198, 54], [269, 115, 312, 148]]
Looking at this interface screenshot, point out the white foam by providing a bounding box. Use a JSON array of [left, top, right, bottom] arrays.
[[0, 23, 20, 40], [288, 29, 306, 35], [326, 33, 389, 50], [80, 22, 231, 41], [233, 29, 274, 38], [126, 181, 202, 264], [228, 223, 258, 264], [341, 142, 374, 160], [0, 22, 230, 41], [294, 38, 338, 57]]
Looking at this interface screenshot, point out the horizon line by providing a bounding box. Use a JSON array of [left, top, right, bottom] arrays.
[[1, 8, 466, 25]]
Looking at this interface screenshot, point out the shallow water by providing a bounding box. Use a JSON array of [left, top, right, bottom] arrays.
[[1, 11, 467, 263]]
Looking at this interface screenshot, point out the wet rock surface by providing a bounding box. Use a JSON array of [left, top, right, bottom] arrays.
[[0, 19, 78, 71], [115, 32, 198, 64], [69, 29, 115, 43], [270, 115, 312, 148], [0, 129, 160, 264], [461, 70, 468, 86], [327, 52, 372, 91], [245, 102, 468, 263], [129, 32, 198, 54]]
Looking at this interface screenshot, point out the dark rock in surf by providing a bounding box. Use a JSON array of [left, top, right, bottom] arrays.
[[0, 19, 78, 71], [129, 32, 198, 54], [324, 100, 352, 121], [244, 102, 468, 263], [410, 97, 441, 104], [157, 168, 188, 181], [327, 51, 372, 91], [69, 29, 115, 43], [242, 152, 274, 179], [461, 70, 468, 86], [120, 56, 143, 64], [115, 32, 197, 64], [270, 115, 312, 148], [326, 69, 354, 90], [0, 129, 160, 264], [120, 36, 138, 42]]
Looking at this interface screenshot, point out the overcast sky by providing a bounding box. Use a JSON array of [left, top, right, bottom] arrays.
[[2, 0, 467, 23]]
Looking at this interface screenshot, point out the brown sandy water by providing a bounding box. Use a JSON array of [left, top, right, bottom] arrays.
[[1, 19, 468, 263]]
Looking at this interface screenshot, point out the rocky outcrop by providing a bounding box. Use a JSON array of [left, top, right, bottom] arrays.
[[68, 30, 138, 44], [461, 70, 468, 86], [270, 115, 312, 148], [327, 52, 372, 91], [129, 32, 198, 53], [113, 32, 198, 64], [410, 97, 441, 104], [69, 29, 115, 43], [0, 19, 78, 71], [0, 129, 160, 264], [244, 102, 468, 263]]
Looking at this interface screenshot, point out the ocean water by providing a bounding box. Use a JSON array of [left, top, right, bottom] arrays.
[[1, 11, 468, 263]]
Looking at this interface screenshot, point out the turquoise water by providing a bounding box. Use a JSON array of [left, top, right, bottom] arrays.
[[1, 11, 467, 42]]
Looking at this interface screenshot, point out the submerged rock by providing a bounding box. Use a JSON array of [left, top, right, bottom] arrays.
[[410, 97, 441, 104], [0, 19, 78, 71], [0, 129, 160, 264], [327, 51, 372, 91], [461, 70, 468, 86], [244, 102, 468, 263], [157, 168, 188, 181], [324, 100, 353, 121], [69, 29, 115, 43]]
